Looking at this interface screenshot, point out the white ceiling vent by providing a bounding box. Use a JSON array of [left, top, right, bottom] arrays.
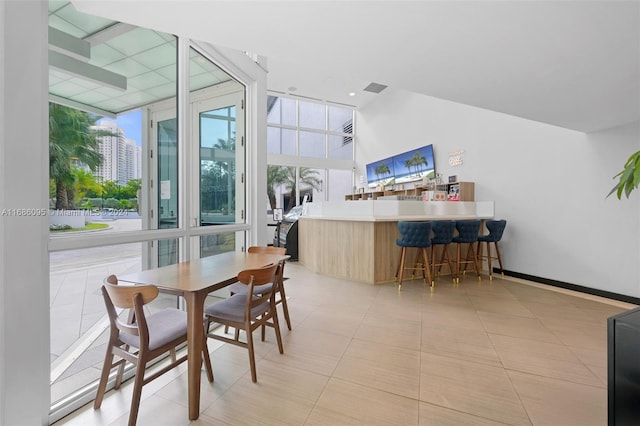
[[363, 82, 387, 94]]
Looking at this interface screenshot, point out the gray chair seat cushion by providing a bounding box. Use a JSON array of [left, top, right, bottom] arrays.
[[120, 308, 187, 351], [227, 282, 273, 295], [205, 294, 270, 323]]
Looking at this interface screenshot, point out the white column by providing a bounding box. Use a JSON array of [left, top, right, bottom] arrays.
[[0, 1, 50, 425]]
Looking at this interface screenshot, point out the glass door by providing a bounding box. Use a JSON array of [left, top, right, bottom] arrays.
[[193, 91, 245, 258], [152, 109, 179, 267]]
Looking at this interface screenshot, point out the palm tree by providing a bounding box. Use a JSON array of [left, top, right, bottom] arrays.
[[72, 168, 103, 202], [404, 158, 414, 177], [374, 163, 391, 181], [411, 151, 428, 175], [267, 166, 322, 211], [49, 103, 111, 210], [267, 165, 291, 210]]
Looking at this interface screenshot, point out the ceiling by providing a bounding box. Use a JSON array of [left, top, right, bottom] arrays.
[[71, 1, 640, 133], [48, 1, 233, 116]]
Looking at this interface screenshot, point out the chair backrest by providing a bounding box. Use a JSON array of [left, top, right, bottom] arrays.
[[248, 246, 286, 255], [102, 281, 159, 343], [397, 221, 432, 248], [431, 221, 456, 245], [236, 263, 279, 315], [485, 219, 507, 242], [454, 220, 481, 243]]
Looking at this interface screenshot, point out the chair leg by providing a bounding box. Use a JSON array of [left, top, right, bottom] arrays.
[[115, 344, 128, 389], [94, 349, 114, 409], [485, 241, 493, 280], [467, 243, 481, 280], [128, 361, 146, 426], [246, 323, 258, 383], [421, 248, 434, 287], [442, 245, 455, 283], [397, 247, 407, 290], [455, 243, 461, 284], [494, 242, 504, 276], [272, 309, 284, 354], [278, 283, 292, 330]]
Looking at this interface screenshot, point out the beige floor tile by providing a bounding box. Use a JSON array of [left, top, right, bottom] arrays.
[[54, 263, 626, 426], [201, 359, 327, 425], [478, 310, 562, 344], [264, 327, 351, 376], [334, 339, 421, 399], [418, 401, 510, 426], [420, 352, 530, 425], [489, 333, 603, 387], [468, 294, 536, 318], [508, 370, 607, 426], [421, 323, 502, 367], [308, 378, 420, 425]]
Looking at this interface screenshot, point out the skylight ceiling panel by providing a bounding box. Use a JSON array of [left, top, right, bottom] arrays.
[[106, 28, 166, 57], [128, 71, 171, 91], [103, 57, 152, 79], [94, 85, 130, 99], [89, 44, 126, 67], [134, 44, 177, 70], [70, 90, 111, 106], [55, 4, 115, 36], [49, 69, 72, 85], [94, 98, 128, 113], [156, 64, 177, 81], [147, 83, 178, 99], [48, 0, 69, 13], [212, 69, 233, 84], [48, 15, 85, 39], [117, 91, 156, 107], [50, 80, 89, 98], [189, 58, 210, 76], [190, 74, 219, 92]]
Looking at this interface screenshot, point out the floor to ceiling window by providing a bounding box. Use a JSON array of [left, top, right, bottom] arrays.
[[47, 2, 249, 421], [266, 95, 355, 216]]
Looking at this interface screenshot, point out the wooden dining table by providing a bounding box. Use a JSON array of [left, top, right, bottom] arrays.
[[118, 250, 287, 420]]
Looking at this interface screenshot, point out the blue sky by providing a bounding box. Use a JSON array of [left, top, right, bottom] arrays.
[[99, 109, 142, 147]]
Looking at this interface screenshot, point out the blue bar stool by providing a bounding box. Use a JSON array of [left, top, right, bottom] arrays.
[[430, 221, 456, 284], [477, 219, 507, 280], [395, 221, 433, 290], [452, 219, 482, 283]]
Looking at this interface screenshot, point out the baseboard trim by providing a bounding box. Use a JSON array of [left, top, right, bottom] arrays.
[[500, 269, 640, 306]]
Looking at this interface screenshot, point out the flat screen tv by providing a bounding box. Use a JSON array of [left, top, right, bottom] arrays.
[[366, 144, 435, 188]]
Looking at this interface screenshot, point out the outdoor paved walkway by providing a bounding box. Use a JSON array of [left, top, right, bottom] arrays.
[[50, 219, 145, 403]]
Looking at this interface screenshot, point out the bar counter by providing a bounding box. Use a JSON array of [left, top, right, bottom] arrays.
[[298, 200, 494, 284]]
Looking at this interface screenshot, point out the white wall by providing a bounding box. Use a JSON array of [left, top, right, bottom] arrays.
[[357, 88, 640, 298], [0, 1, 50, 425]]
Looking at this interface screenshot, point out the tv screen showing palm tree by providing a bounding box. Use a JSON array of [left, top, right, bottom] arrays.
[[366, 144, 435, 188]]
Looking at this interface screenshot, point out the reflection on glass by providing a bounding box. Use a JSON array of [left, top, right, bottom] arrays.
[[267, 127, 296, 155], [299, 101, 325, 130], [328, 134, 353, 160], [267, 96, 296, 126], [157, 118, 178, 267], [299, 131, 325, 158], [200, 233, 236, 258], [200, 106, 236, 225]]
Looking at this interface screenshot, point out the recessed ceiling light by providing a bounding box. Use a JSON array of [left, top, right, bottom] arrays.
[[348, 92, 356, 97]]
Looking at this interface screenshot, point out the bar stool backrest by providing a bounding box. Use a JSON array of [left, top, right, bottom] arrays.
[[482, 220, 507, 242], [431, 221, 456, 245], [454, 220, 481, 243], [397, 221, 432, 248]]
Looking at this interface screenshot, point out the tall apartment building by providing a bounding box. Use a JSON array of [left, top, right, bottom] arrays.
[[94, 121, 142, 185]]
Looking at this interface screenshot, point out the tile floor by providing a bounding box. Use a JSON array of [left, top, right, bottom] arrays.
[[54, 262, 635, 426]]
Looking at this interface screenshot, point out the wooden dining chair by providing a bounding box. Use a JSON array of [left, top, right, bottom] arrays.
[[226, 246, 291, 330], [94, 275, 213, 426], [204, 263, 284, 382]]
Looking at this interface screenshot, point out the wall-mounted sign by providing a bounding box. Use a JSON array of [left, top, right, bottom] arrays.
[[448, 149, 464, 167]]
